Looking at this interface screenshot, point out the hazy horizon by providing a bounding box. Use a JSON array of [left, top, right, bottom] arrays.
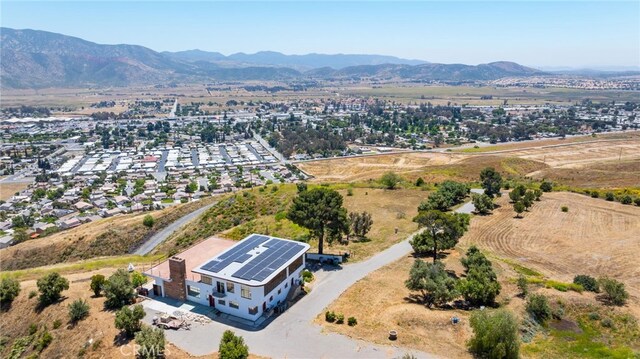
[[2, 1, 639, 69]]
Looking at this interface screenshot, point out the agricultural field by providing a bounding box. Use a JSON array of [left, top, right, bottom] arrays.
[[343, 84, 640, 105], [460, 192, 640, 302]]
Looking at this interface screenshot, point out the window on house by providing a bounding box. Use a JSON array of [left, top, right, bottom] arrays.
[[226, 282, 235, 293], [200, 275, 212, 285], [218, 299, 226, 306], [229, 301, 239, 309], [269, 296, 273, 302], [278, 288, 281, 295], [187, 285, 201, 298], [248, 306, 258, 315], [241, 285, 251, 299], [285, 283, 288, 289]]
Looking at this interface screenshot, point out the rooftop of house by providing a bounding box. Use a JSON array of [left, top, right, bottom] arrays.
[[192, 234, 310, 286], [145, 236, 236, 282]]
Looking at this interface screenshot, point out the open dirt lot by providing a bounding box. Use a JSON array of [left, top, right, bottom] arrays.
[[460, 192, 640, 300], [299, 136, 640, 188], [0, 181, 31, 201]]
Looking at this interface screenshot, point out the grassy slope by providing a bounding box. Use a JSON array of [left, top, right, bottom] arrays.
[[0, 196, 218, 271]]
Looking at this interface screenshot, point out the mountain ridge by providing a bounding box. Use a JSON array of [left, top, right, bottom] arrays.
[[1, 27, 546, 88]]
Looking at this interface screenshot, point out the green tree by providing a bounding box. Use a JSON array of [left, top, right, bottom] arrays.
[[405, 260, 458, 308], [287, 188, 348, 254], [348, 211, 373, 239], [513, 201, 525, 218], [143, 214, 155, 228], [540, 181, 553, 192], [599, 277, 628, 306], [219, 330, 249, 359], [90, 274, 106, 297], [115, 304, 146, 337], [131, 271, 148, 288], [68, 298, 90, 323], [185, 182, 198, 193], [522, 191, 535, 210], [0, 276, 21, 309], [458, 248, 501, 306], [13, 227, 29, 244], [480, 167, 502, 197], [415, 177, 425, 187], [468, 309, 520, 359], [103, 269, 135, 309], [412, 210, 470, 263], [526, 294, 552, 324], [472, 193, 494, 215], [36, 272, 69, 306], [380, 172, 402, 190], [135, 326, 165, 359]]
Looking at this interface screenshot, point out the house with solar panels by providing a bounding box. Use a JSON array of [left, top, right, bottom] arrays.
[[145, 234, 310, 321]]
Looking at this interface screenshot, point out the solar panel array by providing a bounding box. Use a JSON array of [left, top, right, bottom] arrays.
[[232, 239, 306, 282], [200, 234, 270, 273]]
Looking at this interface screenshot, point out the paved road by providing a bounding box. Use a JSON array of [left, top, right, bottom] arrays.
[[132, 201, 217, 255], [456, 188, 484, 214], [141, 198, 477, 358]]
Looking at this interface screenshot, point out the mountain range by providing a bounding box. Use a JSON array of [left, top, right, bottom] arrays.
[[1, 28, 546, 89]]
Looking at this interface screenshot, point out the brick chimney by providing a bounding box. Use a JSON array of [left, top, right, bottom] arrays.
[[164, 257, 186, 301]]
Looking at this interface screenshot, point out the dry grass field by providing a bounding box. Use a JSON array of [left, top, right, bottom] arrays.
[[0, 267, 262, 359], [460, 192, 640, 299], [299, 135, 640, 188], [0, 181, 31, 201], [317, 253, 474, 359]]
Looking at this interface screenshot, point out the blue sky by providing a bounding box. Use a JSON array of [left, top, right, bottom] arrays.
[[2, 1, 639, 68]]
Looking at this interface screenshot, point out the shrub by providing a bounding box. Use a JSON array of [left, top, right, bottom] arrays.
[[561, 206, 568, 212], [130, 271, 148, 288], [605, 192, 615, 201], [103, 269, 135, 309], [135, 326, 165, 359], [526, 294, 552, 324], [573, 275, 599, 292], [68, 299, 90, 323], [468, 309, 520, 359], [380, 172, 402, 189], [29, 323, 38, 335], [115, 305, 146, 337], [335, 313, 345, 324], [348, 317, 358, 326], [540, 181, 553, 192], [600, 317, 614, 328], [516, 275, 528, 297], [89, 274, 106, 297], [52, 319, 62, 329], [346, 188, 354, 196], [620, 195, 632, 205], [302, 270, 314, 283], [599, 277, 628, 306], [36, 272, 69, 306], [415, 177, 425, 187], [142, 214, 155, 228], [28, 290, 37, 299], [34, 330, 53, 352], [634, 198, 640, 206], [0, 276, 20, 309], [325, 311, 336, 322], [218, 330, 249, 359], [591, 191, 600, 198], [588, 312, 601, 321]]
